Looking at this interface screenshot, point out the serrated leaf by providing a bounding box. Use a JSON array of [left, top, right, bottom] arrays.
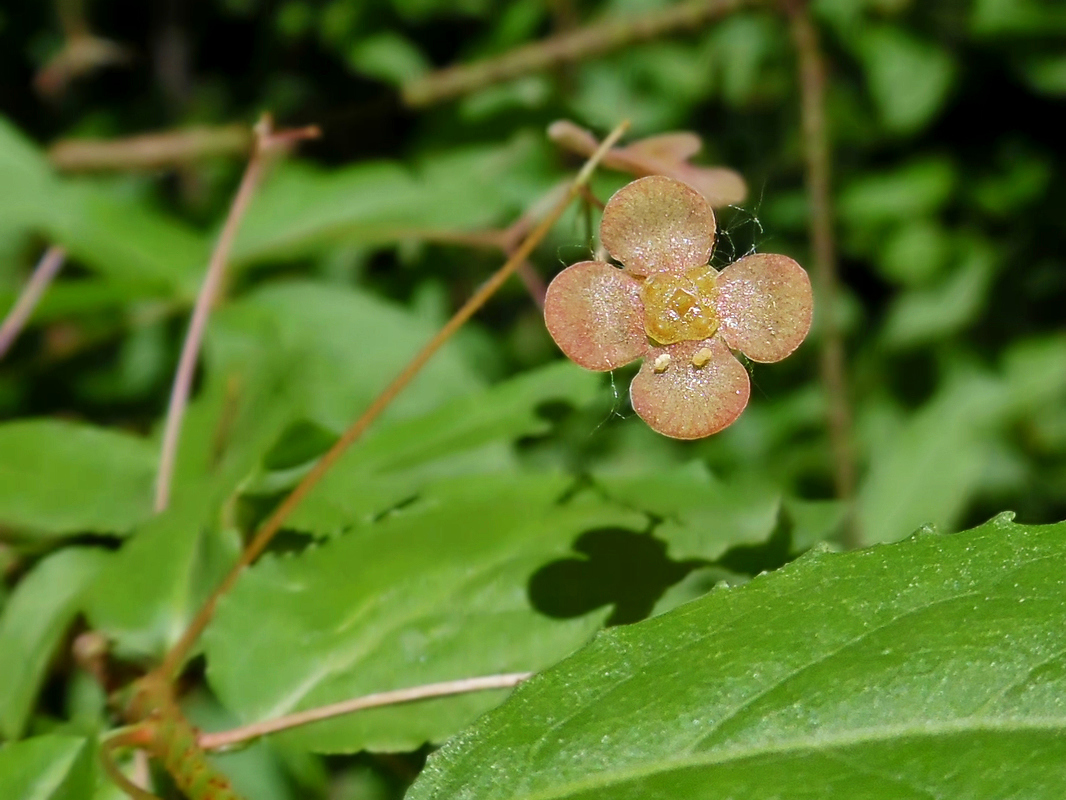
[[591, 463, 780, 561], [285, 362, 600, 532], [205, 474, 646, 753], [410, 515, 1066, 800], [84, 495, 240, 662], [0, 548, 108, 740], [0, 420, 157, 539], [0, 736, 94, 800]]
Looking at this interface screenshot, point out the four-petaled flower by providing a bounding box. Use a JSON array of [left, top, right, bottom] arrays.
[[544, 175, 813, 440]]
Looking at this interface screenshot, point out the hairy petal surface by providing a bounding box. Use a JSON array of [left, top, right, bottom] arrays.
[[715, 253, 814, 363], [629, 339, 749, 439], [600, 176, 716, 275], [544, 261, 647, 371]]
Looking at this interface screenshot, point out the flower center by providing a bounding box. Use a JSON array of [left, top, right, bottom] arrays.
[[640, 267, 719, 345]]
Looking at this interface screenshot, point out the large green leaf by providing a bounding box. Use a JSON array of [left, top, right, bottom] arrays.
[[284, 362, 600, 532], [0, 736, 94, 800], [46, 184, 205, 298], [210, 281, 483, 433], [205, 474, 645, 753], [0, 548, 108, 739], [231, 136, 548, 264], [0, 420, 157, 539], [84, 494, 240, 662], [0, 115, 204, 302], [410, 514, 1066, 800]]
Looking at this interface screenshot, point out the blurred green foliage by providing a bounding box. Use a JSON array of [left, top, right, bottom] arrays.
[[1, 0, 1065, 797]]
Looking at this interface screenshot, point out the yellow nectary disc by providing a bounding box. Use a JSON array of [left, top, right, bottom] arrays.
[[640, 267, 719, 345]]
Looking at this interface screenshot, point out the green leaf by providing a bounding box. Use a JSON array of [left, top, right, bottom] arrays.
[[211, 281, 483, 433], [84, 495, 240, 662], [409, 515, 1066, 800], [284, 362, 600, 532], [47, 185, 205, 298], [1018, 54, 1066, 97], [184, 690, 321, 800], [0, 420, 157, 539], [591, 462, 781, 561], [858, 373, 1009, 544], [839, 157, 955, 227], [347, 32, 429, 85], [880, 235, 996, 349], [205, 474, 645, 753], [0, 736, 94, 800], [876, 220, 951, 286], [971, 0, 1066, 36], [0, 116, 204, 301], [0, 117, 59, 234], [1002, 334, 1066, 415], [231, 137, 546, 265], [856, 27, 957, 135], [0, 549, 108, 740]]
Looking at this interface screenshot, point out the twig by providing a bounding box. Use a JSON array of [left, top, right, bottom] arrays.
[[199, 673, 533, 750], [157, 120, 630, 681], [49, 125, 251, 172], [153, 116, 319, 514], [787, 4, 859, 548], [402, 0, 752, 107], [0, 246, 66, 360], [100, 727, 160, 800]]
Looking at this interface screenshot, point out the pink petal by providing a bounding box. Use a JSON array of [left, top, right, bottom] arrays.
[[671, 164, 748, 208], [619, 132, 702, 163], [544, 261, 647, 371], [600, 176, 716, 276], [629, 338, 750, 439], [714, 253, 813, 363], [547, 120, 600, 157]]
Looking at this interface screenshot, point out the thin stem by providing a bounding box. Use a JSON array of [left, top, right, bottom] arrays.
[[199, 673, 533, 751], [0, 246, 66, 360], [157, 120, 629, 681], [788, 5, 860, 548], [402, 0, 752, 107], [100, 727, 160, 800], [153, 117, 318, 514], [49, 124, 251, 172]]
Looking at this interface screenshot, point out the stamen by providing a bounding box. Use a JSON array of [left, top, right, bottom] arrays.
[[653, 353, 672, 373], [691, 347, 714, 368]]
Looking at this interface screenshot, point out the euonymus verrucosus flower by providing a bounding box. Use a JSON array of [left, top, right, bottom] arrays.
[[544, 175, 813, 439]]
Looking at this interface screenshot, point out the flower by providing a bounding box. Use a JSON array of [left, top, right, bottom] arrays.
[[548, 120, 747, 207], [544, 175, 813, 440]]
